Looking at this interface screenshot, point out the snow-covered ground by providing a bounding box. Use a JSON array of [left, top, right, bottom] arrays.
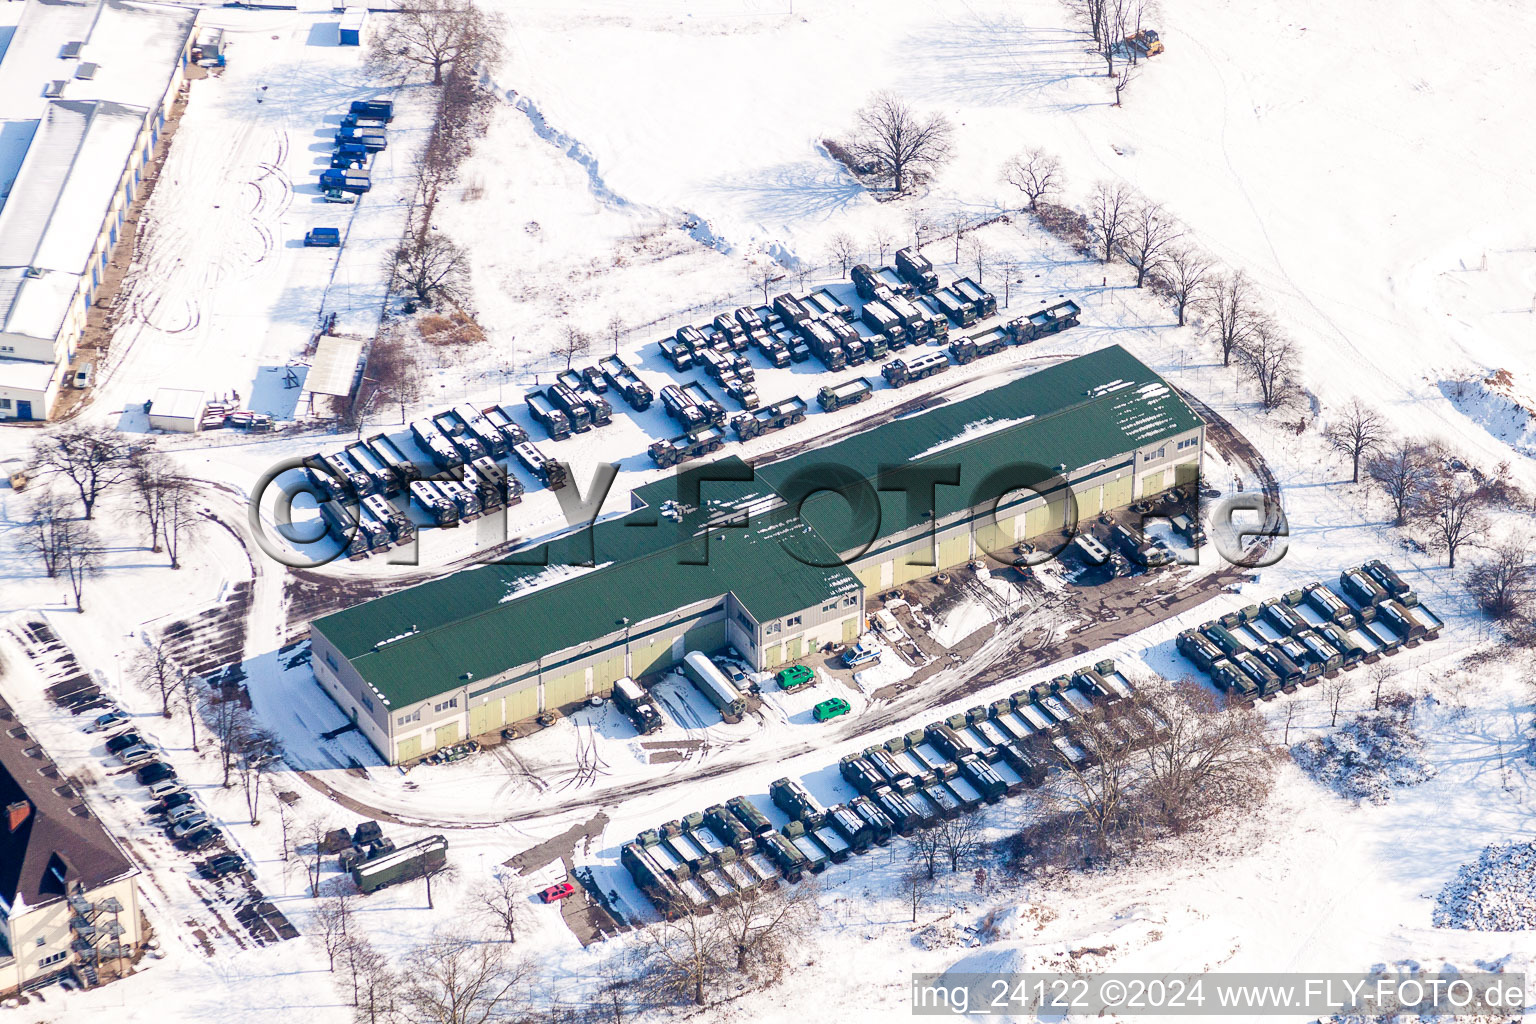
[[3, 0, 1536, 1020]]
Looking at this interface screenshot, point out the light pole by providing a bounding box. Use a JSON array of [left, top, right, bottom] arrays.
[[619, 617, 631, 678]]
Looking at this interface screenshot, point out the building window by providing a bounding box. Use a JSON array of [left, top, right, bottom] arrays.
[[0, 399, 10, 411], [1144, 447, 1165, 462], [433, 697, 459, 713], [361, 694, 374, 712], [397, 708, 421, 726], [765, 622, 780, 636], [38, 950, 68, 968], [1177, 437, 1198, 451], [843, 594, 858, 607], [324, 652, 338, 670], [785, 615, 801, 628]]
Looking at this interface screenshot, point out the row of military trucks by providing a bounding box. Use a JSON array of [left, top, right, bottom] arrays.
[[643, 245, 1080, 469], [622, 660, 1167, 917], [304, 401, 571, 559], [1176, 561, 1443, 701]]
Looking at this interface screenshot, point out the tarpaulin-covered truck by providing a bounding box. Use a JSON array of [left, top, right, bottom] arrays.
[[682, 651, 746, 718], [598, 355, 653, 411], [816, 376, 874, 412], [351, 835, 447, 894]]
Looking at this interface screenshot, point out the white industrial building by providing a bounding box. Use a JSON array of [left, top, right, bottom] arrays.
[[0, 0, 198, 421]]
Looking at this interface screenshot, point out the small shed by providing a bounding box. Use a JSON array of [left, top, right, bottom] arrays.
[[148, 388, 206, 433], [339, 8, 368, 45]]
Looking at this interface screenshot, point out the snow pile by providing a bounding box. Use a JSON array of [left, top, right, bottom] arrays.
[[1291, 711, 1437, 804], [1439, 370, 1536, 458], [1434, 842, 1536, 930], [978, 902, 1058, 941]]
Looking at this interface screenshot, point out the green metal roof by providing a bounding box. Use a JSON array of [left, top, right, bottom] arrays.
[[312, 346, 1199, 711], [312, 459, 858, 710], [755, 344, 1202, 554]]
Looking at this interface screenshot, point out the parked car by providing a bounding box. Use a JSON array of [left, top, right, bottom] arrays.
[[73, 362, 93, 389], [170, 815, 210, 840], [85, 710, 130, 733], [178, 827, 221, 851], [813, 697, 851, 722], [304, 227, 341, 248], [146, 778, 183, 800], [540, 882, 576, 904], [777, 665, 815, 690], [165, 802, 203, 825], [104, 732, 142, 754], [158, 791, 195, 812], [841, 644, 880, 669], [116, 745, 155, 767], [201, 853, 248, 879], [136, 761, 177, 785], [321, 188, 356, 204]]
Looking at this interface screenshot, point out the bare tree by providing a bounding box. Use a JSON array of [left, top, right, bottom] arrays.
[[1281, 696, 1303, 745], [965, 236, 994, 284], [1238, 318, 1300, 410], [1136, 682, 1276, 831], [901, 869, 932, 923], [1088, 180, 1134, 264], [1091, 0, 1133, 76], [556, 325, 591, 371], [1418, 474, 1488, 569], [471, 873, 521, 942], [1121, 201, 1180, 287], [1466, 536, 1535, 620], [755, 264, 779, 304], [300, 817, 334, 895], [57, 519, 104, 612], [132, 636, 182, 718], [236, 727, 283, 825], [1112, 53, 1139, 105], [1325, 400, 1388, 484], [414, 69, 496, 229], [849, 92, 954, 192], [353, 939, 396, 1024], [315, 894, 354, 971], [713, 882, 816, 981], [22, 488, 71, 578], [1367, 438, 1431, 528], [634, 904, 723, 1007], [268, 777, 293, 861], [29, 426, 133, 520], [908, 826, 943, 880], [827, 232, 857, 277], [1052, 719, 1140, 860], [907, 208, 931, 249], [366, 0, 505, 86], [1200, 269, 1260, 366], [951, 211, 967, 263], [203, 692, 251, 787], [1161, 244, 1212, 327], [400, 933, 531, 1024], [605, 312, 625, 355], [1002, 148, 1063, 211], [1367, 663, 1399, 712], [871, 223, 895, 264], [1322, 676, 1350, 727], [937, 815, 984, 873], [423, 859, 457, 910], [390, 232, 472, 306], [129, 451, 176, 552], [160, 474, 202, 570], [341, 934, 385, 1009]]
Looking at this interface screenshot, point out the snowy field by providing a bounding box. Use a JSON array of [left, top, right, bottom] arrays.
[[2, 0, 1536, 1020]]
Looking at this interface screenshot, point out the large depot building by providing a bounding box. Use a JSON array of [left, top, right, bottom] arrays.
[[309, 345, 1204, 764]]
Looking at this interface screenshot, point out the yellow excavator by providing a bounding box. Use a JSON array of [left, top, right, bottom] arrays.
[[1125, 28, 1164, 57]]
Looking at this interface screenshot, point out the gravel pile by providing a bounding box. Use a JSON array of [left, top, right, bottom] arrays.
[[1435, 841, 1536, 930], [1292, 711, 1436, 804]]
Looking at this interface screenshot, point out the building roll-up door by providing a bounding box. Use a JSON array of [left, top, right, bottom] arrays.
[[503, 685, 538, 725], [395, 735, 421, 763], [542, 668, 588, 710]]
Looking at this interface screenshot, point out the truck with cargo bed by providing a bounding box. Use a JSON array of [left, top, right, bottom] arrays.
[[365, 433, 420, 488], [733, 395, 807, 440], [598, 355, 653, 411], [816, 376, 874, 412], [310, 451, 369, 500], [524, 391, 573, 440], [648, 424, 725, 469], [658, 336, 693, 371], [953, 277, 996, 318], [806, 288, 853, 321], [480, 406, 529, 450], [719, 373, 759, 409], [1016, 298, 1082, 340], [949, 324, 1012, 364], [545, 383, 594, 433], [512, 442, 567, 490], [882, 350, 950, 387], [318, 169, 370, 194], [320, 500, 368, 558], [680, 381, 727, 427], [431, 410, 487, 462], [932, 285, 974, 326], [895, 247, 939, 292], [345, 442, 397, 496], [711, 313, 750, 350], [660, 384, 706, 430]]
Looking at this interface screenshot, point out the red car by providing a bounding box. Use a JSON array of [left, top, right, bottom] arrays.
[[540, 882, 576, 904]]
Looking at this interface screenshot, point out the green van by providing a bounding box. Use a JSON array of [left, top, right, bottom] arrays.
[[812, 697, 851, 722]]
